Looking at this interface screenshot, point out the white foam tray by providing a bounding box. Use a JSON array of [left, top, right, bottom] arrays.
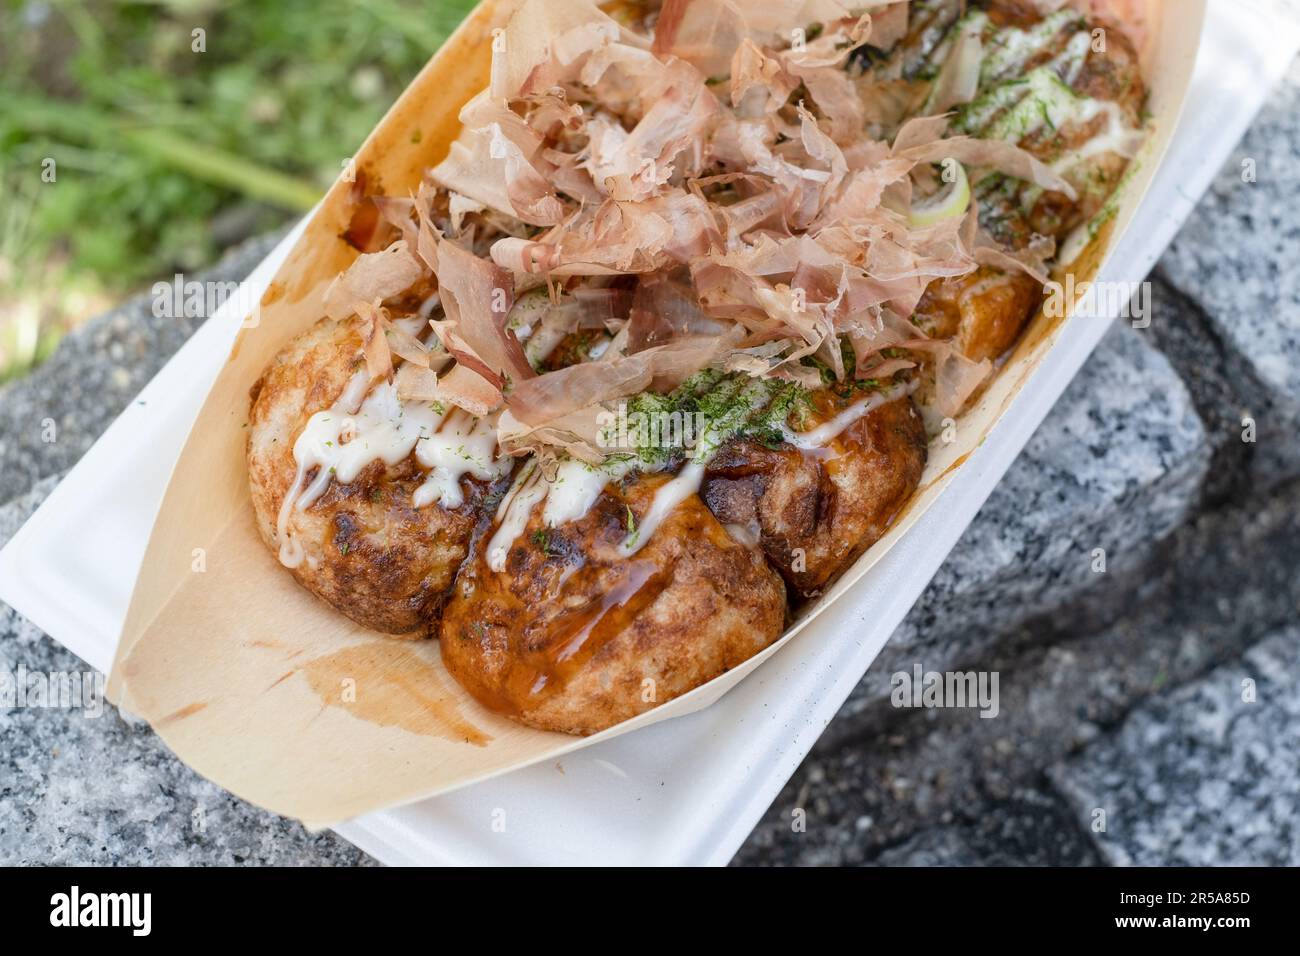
[[1, 0, 1295, 866]]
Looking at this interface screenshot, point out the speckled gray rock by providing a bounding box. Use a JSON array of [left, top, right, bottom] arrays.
[[835, 323, 1208, 725], [736, 476, 1300, 866], [865, 788, 1103, 867], [1144, 275, 1259, 506], [0, 231, 287, 505], [1051, 627, 1300, 866], [1160, 58, 1300, 487], [0, 458, 374, 869], [0, 258, 376, 868], [0, 474, 62, 551]]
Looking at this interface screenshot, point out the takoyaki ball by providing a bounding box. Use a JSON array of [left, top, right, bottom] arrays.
[[1069, 17, 1144, 119], [440, 472, 787, 735], [862, 0, 964, 78], [247, 314, 497, 636], [981, 2, 1147, 240], [913, 265, 1044, 364], [702, 390, 928, 601], [913, 2, 1146, 376], [980, 0, 1145, 121]]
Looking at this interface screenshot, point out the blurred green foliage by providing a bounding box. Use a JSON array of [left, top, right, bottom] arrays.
[[0, 0, 477, 380]]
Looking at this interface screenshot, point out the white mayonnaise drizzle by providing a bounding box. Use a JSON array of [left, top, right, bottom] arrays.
[[543, 457, 627, 528], [981, 9, 1072, 83], [976, 64, 1143, 161], [616, 378, 923, 558], [1048, 98, 1145, 174], [1049, 29, 1093, 86], [484, 456, 638, 572], [486, 462, 550, 572], [781, 381, 918, 451], [618, 461, 705, 557], [482, 380, 921, 564], [276, 370, 509, 568], [483, 450, 707, 564], [278, 371, 414, 567], [523, 324, 570, 366], [414, 410, 511, 509]]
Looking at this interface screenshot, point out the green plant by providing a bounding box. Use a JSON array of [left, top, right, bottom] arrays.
[[0, 0, 477, 380]]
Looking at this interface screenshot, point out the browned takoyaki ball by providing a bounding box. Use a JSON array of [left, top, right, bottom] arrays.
[[702, 391, 928, 600], [440, 472, 787, 735], [246, 315, 496, 636], [914, 265, 1045, 364], [982, 1, 1147, 240]]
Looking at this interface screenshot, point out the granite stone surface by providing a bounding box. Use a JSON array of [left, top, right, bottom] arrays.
[[1144, 274, 1259, 506], [865, 787, 1104, 867], [0, 469, 373, 866], [1159, 57, 1300, 487], [1051, 627, 1300, 867], [735, 475, 1300, 865]]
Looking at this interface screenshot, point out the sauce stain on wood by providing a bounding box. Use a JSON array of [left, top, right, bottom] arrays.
[[267, 670, 297, 690], [918, 451, 972, 494], [260, 282, 286, 307], [302, 643, 491, 746], [159, 701, 209, 725]]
